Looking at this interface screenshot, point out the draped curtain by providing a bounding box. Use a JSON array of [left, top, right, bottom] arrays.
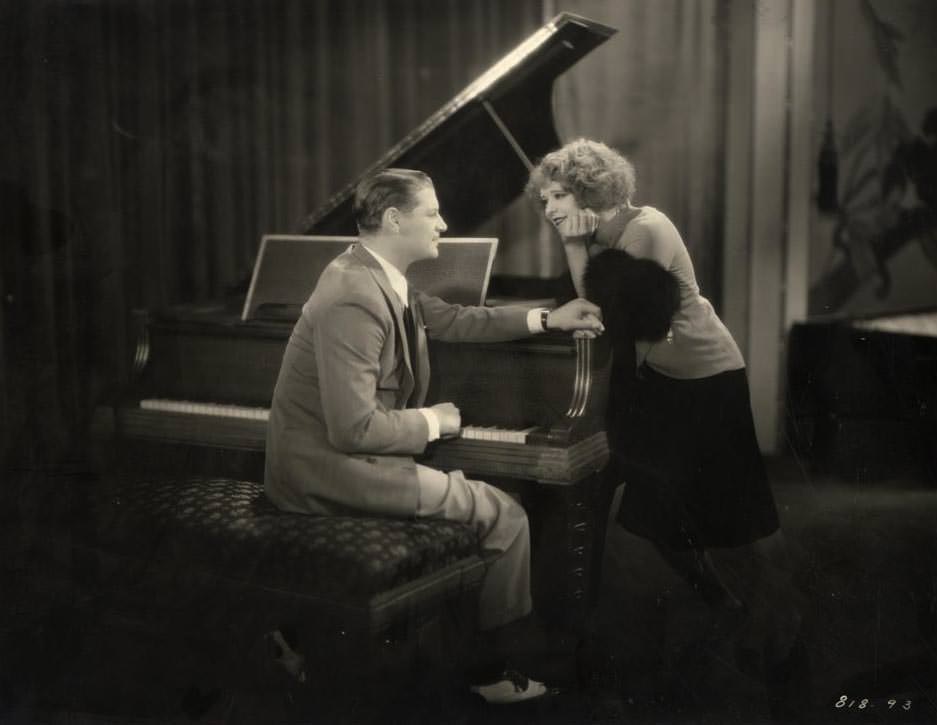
[[0, 0, 541, 469], [549, 0, 729, 302]]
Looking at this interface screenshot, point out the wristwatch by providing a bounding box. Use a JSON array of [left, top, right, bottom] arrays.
[[540, 309, 550, 332]]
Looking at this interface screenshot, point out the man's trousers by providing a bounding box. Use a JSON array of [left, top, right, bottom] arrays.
[[415, 464, 531, 631]]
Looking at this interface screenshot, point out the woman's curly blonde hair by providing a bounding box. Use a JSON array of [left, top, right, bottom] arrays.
[[526, 138, 636, 211]]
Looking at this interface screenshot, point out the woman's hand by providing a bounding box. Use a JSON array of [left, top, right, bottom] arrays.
[[555, 208, 598, 239]]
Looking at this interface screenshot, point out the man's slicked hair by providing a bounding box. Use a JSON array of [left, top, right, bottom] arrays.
[[353, 168, 433, 233]]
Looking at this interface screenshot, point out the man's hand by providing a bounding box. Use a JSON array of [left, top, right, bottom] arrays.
[[556, 209, 599, 239], [430, 402, 461, 437], [547, 299, 604, 338]]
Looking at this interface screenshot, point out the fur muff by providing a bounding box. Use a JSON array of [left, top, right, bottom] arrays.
[[583, 248, 680, 343]]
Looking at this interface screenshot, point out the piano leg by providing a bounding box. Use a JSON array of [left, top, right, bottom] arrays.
[[587, 463, 621, 609], [500, 472, 608, 634]]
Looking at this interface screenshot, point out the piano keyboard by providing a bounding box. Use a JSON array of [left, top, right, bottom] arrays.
[[460, 425, 537, 443], [94, 402, 606, 484], [139, 399, 536, 443], [140, 398, 270, 421]]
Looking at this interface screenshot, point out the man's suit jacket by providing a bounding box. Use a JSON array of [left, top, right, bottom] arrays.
[[264, 243, 531, 517]]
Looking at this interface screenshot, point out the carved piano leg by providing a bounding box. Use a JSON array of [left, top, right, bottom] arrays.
[[505, 473, 606, 634], [587, 461, 624, 608]]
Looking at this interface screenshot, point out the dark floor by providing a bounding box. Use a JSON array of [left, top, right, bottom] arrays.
[[1, 455, 936, 724]]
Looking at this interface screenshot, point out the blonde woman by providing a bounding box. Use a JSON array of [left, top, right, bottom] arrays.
[[528, 139, 783, 616]]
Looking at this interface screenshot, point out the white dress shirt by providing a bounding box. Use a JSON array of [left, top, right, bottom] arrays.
[[362, 245, 441, 441]]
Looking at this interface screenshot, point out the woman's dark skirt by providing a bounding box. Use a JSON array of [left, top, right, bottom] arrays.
[[608, 364, 780, 551]]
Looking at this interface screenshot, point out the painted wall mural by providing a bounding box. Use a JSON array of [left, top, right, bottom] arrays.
[[810, 0, 937, 318]]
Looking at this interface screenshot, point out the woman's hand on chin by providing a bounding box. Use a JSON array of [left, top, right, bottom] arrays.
[[555, 209, 598, 239]]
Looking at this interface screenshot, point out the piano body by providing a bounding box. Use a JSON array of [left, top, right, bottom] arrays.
[[787, 309, 937, 482], [93, 12, 618, 628]]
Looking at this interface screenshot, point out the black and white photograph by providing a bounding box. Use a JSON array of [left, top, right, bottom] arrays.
[[1, 1, 935, 723]]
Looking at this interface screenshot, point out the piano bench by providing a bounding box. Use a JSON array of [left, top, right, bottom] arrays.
[[89, 476, 486, 636]]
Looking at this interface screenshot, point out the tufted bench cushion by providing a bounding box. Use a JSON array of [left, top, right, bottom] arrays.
[[92, 476, 485, 632]]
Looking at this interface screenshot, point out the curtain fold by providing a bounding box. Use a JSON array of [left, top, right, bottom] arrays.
[[0, 0, 540, 468], [550, 0, 729, 303]]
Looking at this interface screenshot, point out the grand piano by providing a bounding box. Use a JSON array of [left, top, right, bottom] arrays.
[[92, 12, 619, 627]]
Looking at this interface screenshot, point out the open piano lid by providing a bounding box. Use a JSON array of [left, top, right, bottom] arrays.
[[299, 12, 617, 236]]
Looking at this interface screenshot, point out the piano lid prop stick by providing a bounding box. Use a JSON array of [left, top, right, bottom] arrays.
[[482, 100, 534, 172]]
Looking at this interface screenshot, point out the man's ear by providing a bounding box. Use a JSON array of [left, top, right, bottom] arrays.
[[382, 206, 401, 232]]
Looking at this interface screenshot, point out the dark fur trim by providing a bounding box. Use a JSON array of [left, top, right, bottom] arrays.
[[584, 248, 680, 342]]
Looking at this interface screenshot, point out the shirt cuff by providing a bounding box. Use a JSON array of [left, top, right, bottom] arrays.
[[418, 407, 440, 442], [527, 307, 549, 334]]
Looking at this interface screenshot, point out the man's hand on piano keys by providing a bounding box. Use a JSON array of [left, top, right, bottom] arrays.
[[430, 402, 462, 437], [547, 299, 604, 338]]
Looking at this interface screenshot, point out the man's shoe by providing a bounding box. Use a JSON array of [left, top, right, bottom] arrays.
[[470, 669, 547, 704]]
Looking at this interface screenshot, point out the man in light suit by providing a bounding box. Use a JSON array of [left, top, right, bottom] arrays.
[[265, 168, 603, 703]]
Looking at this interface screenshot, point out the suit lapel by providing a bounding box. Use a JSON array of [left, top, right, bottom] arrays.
[[351, 244, 415, 405]]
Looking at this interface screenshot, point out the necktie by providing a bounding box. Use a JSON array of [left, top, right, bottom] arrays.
[[403, 304, 419, 405]]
